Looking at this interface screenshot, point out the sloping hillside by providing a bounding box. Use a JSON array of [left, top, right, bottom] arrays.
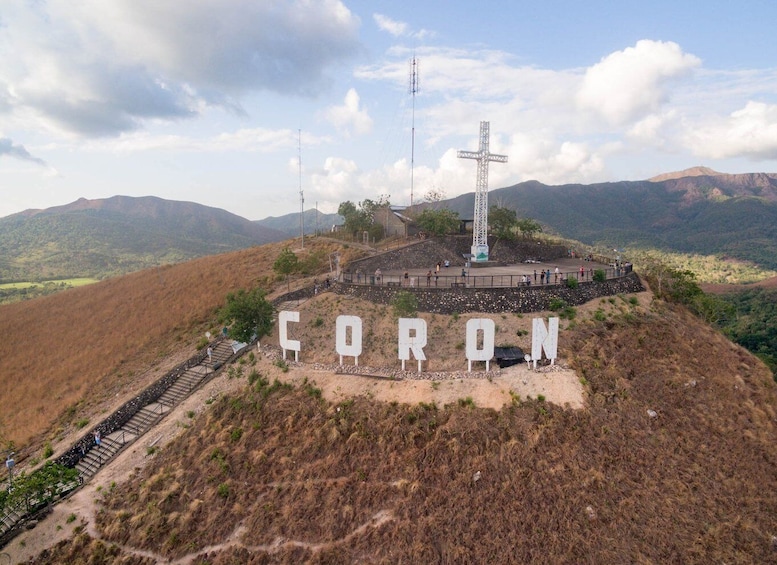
[[23, 301, 777, 563], [0, 195, 287, 281], [0, 237, 361, 450]]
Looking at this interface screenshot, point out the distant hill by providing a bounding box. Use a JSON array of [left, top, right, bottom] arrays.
[[0, 196, 286, 281], [439, 169, 777, 270], [255, 207, 342, 237]]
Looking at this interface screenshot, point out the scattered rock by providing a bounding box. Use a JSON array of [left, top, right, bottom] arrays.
[[647, 409, 658, 418], [585, 506, 596, 520], [472, 471, 481, 483]]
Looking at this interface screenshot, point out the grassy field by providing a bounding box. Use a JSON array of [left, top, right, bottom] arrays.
[[0, 278, 99, 289]]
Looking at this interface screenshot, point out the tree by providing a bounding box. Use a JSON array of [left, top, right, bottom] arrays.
[[337, 196, 390, 239], [489, 205, 518, 240], [4, 462, 78, 513], [516, 218, 543, 238], [415, 208, 460, 236], [273, 247, 299, 292], [423, 187, 447, 209], [220, 286, 274, 343]]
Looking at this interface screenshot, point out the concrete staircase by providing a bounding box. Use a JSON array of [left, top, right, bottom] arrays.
[[1, 339, 245, 541]]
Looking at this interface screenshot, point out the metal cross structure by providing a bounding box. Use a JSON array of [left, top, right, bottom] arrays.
[[457, 121, 507, 262]]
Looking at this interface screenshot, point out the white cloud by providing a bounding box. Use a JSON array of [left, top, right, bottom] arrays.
[[373, 14, 407, 37], [373, 13, 432, 40], [322, 89, 373, 136], [684, 101, 777, 160], [0, 0, 361, 137], [576, 40, 701, 126]]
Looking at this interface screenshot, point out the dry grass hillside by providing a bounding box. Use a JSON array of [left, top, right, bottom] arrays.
[[0, 237, 363, 453], [25, 301, 777, 564], [5, 236, 777, 562]]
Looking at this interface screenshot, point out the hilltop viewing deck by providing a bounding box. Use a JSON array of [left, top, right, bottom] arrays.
[[340, 256, 630, 289]]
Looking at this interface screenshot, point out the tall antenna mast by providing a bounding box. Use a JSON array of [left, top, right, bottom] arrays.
[[298, 129, 304, 249], [409, 56, 419, 209]]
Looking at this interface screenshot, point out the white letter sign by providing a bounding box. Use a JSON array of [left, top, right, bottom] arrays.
[[398, 318, 427, 372], [336, 315, 362, 366], [531, 317, 559, 368], [279, 310, 300, 361], [466, 318, 495, 371]]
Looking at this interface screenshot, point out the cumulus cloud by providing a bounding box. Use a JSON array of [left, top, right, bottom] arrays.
[[373, 14, 407, 37], [322, 89, 373, 136], [684, 101, 777, 160], [373, 13, 432, 40], [577, 40, 701, 126], [0, 137, 47, 166], [0, 0, 361, 137]]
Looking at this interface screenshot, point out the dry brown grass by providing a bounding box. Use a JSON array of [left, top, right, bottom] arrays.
[[73, 303, 777, 564], [0, 237, 360, 453], [10, 237, 777, 563]]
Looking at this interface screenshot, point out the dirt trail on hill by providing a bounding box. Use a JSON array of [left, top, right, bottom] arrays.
[[7, 352, 583, 563]]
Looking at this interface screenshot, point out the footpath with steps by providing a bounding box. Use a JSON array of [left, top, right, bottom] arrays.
[[0, 337, 247, 546]]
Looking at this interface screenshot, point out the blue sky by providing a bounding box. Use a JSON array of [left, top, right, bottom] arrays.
[[2, 0, 777, 220]]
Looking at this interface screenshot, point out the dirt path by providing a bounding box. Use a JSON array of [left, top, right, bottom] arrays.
[[6, 353, 584, 563]]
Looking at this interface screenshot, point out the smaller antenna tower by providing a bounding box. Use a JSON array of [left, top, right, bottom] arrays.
[[409, 56, 419, 209], [298, 129, 304, 249]]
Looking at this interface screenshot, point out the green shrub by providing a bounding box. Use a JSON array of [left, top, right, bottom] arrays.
[[548, 298, 567, 311], [560, 306, 577, 320], [392, 291, 418, 318], [565, 276, 578, 289], [593, 269, 606, 282]]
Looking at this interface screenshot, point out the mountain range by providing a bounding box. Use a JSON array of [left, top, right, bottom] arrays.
[[0, 195, 286, 281], [2, 167, 777, 282], [441, 167, 777, 270]]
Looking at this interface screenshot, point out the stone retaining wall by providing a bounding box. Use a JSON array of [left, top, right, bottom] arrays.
[[55, 340, 222, 469], [331, 271, 644, 314], [344, 236, 568, 273]]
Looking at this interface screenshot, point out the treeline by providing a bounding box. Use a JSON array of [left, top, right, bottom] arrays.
[[0, 282, 75, 305], [716, 288, 777, 375], [640, 259, 777, 376]]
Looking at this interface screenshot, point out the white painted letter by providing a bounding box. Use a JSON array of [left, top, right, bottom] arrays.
[[466, 318, 495, 371], [531, 317, 559, 368], [279, 311, 300, 362], [398, 318, 427, 371], [336, 315, 362, 365]]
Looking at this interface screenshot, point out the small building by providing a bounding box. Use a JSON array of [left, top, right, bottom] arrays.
[[374, 205, 419, 238]]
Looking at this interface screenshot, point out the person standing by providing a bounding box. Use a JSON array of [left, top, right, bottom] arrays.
[[426, 270, 432, 286]]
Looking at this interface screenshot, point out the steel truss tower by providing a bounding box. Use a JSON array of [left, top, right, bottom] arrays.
[[457, 121, 507, 262]]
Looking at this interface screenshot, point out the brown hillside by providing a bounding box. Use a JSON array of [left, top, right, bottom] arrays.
[[0, 237, 362, 452], [26, 301, 777, 563], [701, 275, 777, 294]]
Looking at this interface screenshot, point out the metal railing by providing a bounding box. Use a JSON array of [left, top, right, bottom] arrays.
[[341, 264, 632, 288]]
